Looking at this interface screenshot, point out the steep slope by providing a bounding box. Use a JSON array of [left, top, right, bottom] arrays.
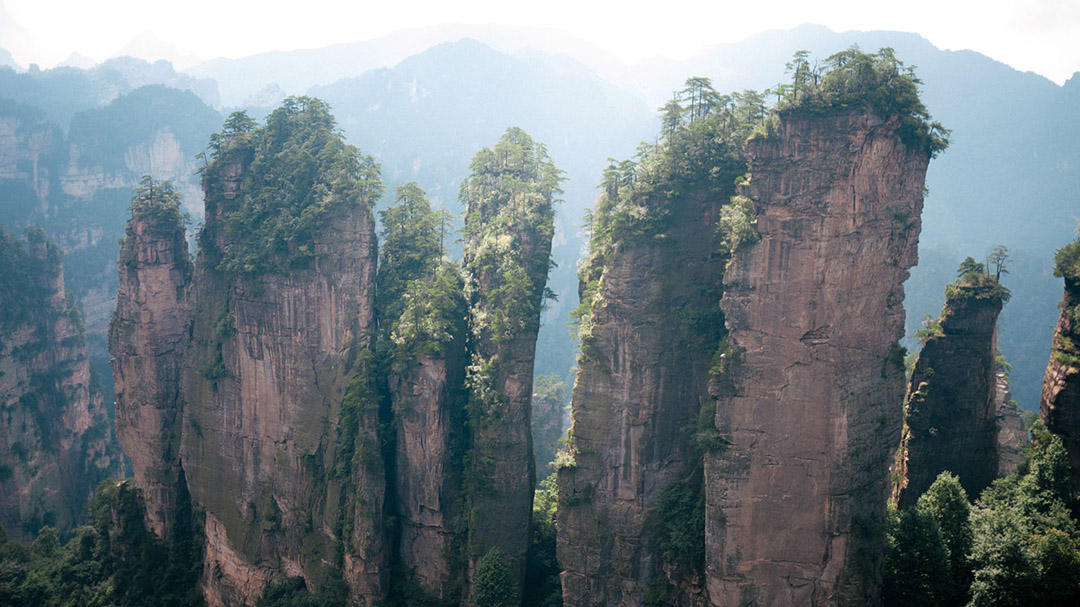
[[1041, 237, 1080, 491], [109, 178, 193, 537], [704, 73, 936, 603], [0, 226, 121, 540], [176, 100, 385, 606], [893, 267, 1008, 507]]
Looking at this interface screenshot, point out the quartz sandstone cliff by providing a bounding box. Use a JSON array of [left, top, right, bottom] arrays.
[[179, 160, 384, 605], [1041, 245, 1080, 492], [109, 186, 193, 537], [995, 372, 1027, 477], [390, 314, 468, 598], [460, 128, 558, 599], [557, 172, 732, 605], [705, 110, 929, 606], [0, 227, 121, 540], [893, 283, 1005, 507]]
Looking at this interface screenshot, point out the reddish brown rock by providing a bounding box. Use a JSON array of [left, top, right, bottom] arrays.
[[705, 110, 929, 606], [995, 372, 1027, 477], [1041, 259, 1080, 490], [109, 191, 193, 537], [392, 341, 468, 597], [893, 284, 1005, 508], [557, 187, 729, 606]]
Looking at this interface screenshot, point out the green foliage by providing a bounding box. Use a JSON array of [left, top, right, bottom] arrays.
[[1053, 237, 1080, 332], [255, 575, 348, 607], [915, 472, 973, 605], [0, 226, 62, 333], [882, 506, 951, 607], [649, 476, 705, 578], [377, 182, 450, 323], [967, 436, 1080, 606], [199, 97, 383, 275], [523, 475, 562, 607], [126, 176, 188, 237], [388, 262, 467, 368], [470, 548, 515, 607], [776, 47, 949, 157], [462, 127, 561, 346], [945, 255, 1011, 303], [533, 373, 569, 406], [718, 194, 759, 251], [0, 478, 204, 607]]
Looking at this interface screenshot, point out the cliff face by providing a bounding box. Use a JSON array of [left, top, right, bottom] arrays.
[[0, 227, 121, 540], [180, 194, 383, 605], [109, 186, 193, 537], [893, 287, 1004, 507], [391, 342, 467, 597], [557, 187, 727, 607], [705, 110, 928, 606], [995, 372, 1027, 477], [1041, 254, 1080, 490], [460, 127, 558, 599]]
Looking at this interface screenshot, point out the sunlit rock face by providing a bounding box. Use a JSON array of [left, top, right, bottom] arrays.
[[706, 110, 929, 607]]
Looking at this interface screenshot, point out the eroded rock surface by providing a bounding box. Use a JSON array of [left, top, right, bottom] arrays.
[[1041, 259, 1080, 491], [705, 110, 929, 606], [0, 227, 121, 540], [110, 194, 193, 537], [894, 286, 1004, 507]]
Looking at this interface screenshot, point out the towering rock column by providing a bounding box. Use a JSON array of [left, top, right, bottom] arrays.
[[460, 128, 558, 598], [0, 226, 121, 540], [1041, 239, 1080, 491], [892, 278, 1006, 507], [705, 110, 930, 606], [178, 101, 386, 606], [110, 180, 193, 537]]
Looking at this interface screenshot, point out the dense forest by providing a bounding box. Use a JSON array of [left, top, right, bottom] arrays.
[[1, 28, 1079, 607]]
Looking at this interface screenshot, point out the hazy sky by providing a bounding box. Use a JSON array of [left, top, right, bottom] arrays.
[[3, 0, 1079, 84]]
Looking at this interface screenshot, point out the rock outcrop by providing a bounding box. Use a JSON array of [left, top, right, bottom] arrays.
[[109, 180, 193, 537], [893, 278, 1006, 507], [390, 309, 468, 598], [178, 110, 384, 605], [0, 226, 121, 540], [557, 109, 740, 605], [1041, 239, 1080, 491], [705, 109, 929, 606], [461, 127, 558, 598], [995, 372, 1027, 477]]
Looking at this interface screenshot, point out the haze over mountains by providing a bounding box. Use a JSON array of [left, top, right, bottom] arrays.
[[1, 22, 1077, 407]]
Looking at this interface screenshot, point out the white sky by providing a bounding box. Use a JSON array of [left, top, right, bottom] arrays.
[[2, 0, 1079, 84]]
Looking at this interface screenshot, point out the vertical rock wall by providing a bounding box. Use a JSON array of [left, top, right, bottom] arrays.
[[893, 289, 1004, 507], [557, 186, 728, 607], [180, 206, 382, 606], [391, 338, 468, 597], [705, 111, 928, 606], [995, 372, 1027, 477], [0, 227, 121, 540], [110, 197, 193, 537], [1041, 263, 1080, 491]]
